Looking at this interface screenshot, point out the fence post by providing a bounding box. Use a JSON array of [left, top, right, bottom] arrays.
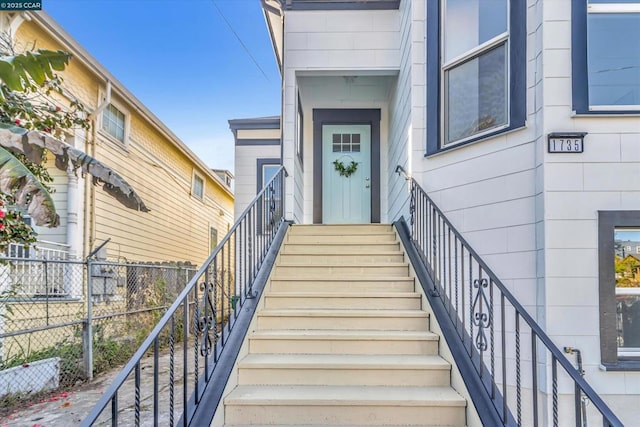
[[83, 257, 94, 381], [83, 239, 110, 381]]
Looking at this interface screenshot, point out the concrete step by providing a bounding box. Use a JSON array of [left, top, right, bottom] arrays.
[[286, 233, 397, 244], [278, 252, 404, 265], [263, 292, 422, 310], [237, 354, 451, 387], [289, 224, 394, 235], [224, 385, 466, 426], [269, 277, 416, 293], [223, 424, 464, 427], [225, 425, 465, 427], [280, 242, 402, 254], [256, 309, 429, 331], [248, 330, 440, 355], [273, 263, 409, 278]]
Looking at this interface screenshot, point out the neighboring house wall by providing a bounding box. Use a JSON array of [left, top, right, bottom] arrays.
[[230, 117, 281, 220], [35, 153, 71, 246], [13, 14, 234, 265]]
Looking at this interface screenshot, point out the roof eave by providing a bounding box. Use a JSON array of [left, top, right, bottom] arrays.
[[24, 11, 233, 198]]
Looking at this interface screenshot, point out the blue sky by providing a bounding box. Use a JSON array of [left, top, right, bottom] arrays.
[[43, 0, 281, 173]]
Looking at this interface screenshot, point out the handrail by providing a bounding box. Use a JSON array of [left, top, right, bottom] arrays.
[[395, 165, 623, 427], [82, 166, 288, 426]]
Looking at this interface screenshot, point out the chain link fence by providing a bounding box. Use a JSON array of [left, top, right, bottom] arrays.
[[0, 243, 197, 414]]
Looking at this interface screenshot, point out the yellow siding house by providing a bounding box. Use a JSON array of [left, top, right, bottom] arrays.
[[2, 11, 234, 265]]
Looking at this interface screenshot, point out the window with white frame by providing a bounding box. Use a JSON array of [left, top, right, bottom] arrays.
[[192, 173, 204, 200], [102, 103, 126, 143], [427, 0, 525, 154], [573, 0, 640, 112]]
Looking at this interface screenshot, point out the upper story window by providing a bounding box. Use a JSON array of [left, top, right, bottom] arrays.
[[443, 0, 508, 145], [573, 0, 640, 113], [427, 0, 526, 154], [192, 173, 204, 200], [102, 103, 126, 143]]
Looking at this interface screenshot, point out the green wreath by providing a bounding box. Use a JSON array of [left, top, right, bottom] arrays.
[[333, 159, 358, 178]]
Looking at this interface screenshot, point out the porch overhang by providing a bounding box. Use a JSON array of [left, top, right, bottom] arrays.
[[279, 0, 401, 10], [261, 0, 401, 73]]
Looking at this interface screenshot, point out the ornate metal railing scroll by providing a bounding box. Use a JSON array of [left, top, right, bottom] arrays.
[[83, 167, 288, 427], [395, 165, 622, 427]]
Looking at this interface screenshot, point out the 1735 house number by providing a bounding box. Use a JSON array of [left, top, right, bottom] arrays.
[[547, 132, 587, 153]]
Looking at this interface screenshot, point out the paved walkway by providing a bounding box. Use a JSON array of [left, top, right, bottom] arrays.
[[1, 347, 195, 426], [2, 371, 112, 427]]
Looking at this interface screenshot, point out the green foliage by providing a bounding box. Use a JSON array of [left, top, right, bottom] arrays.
[[0, 335, 84, 387], [615, 255, 640, 287], [333, 159, 358, 178], [0, 146, 59, 227], [0, 34, 89, 251], [0, 49, 69, 95], [0, 194, 37, 253]]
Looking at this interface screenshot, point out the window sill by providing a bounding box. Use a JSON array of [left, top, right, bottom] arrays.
[[600, 360, 640, 372], [191, 193, 206, 205], [98, 129, 130, 151], [425, 122, 527, 158], [572, 110, 640, 117]]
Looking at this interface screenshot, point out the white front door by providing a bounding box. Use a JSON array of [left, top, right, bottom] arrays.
[[322, 124, 371, 224]]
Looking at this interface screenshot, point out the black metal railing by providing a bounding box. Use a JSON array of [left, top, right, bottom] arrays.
[[395, 165, 623, 427], [82, 166, 288, 426]]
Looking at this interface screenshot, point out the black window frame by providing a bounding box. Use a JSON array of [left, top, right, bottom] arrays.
[[256, 158, 281, 234], [598, 210, 640, 371], [571, 0, 640, 115], [426, 0, 527, 155]]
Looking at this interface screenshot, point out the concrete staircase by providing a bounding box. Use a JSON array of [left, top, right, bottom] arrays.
[[222, 224, 467, 426]]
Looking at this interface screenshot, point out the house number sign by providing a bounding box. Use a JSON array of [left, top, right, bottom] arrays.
[[547, 132, 587, 153]]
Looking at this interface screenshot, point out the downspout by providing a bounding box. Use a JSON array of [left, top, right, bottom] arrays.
[[84, 81, 112, 256], [88, 80, 112, 120]]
